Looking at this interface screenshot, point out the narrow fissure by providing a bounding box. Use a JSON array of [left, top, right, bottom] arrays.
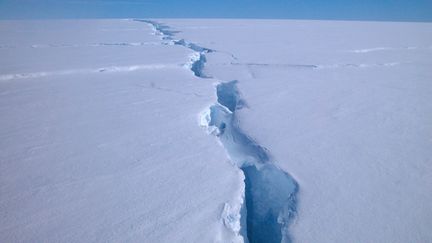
[[137, 19, 298, 243]]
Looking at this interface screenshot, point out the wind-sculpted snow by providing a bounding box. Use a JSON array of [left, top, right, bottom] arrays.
[[316, 62, 401, 69], [0, 42, 160, 49], [231, 62, 318, 69], [218, 61, 402, 70], [0, 64, 173, 81], [139, 20, 298, 243], [349, 45, 432, 53]]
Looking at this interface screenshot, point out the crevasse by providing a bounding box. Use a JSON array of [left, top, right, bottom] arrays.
[[138, 19, 298, 243]]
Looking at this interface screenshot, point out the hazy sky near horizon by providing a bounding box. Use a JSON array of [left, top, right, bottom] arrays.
[[0, 0, 431, 21]]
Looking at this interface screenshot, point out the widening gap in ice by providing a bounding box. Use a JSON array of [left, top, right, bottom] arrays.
[[202, 81, 298, 243], [137, 19, 299, 243]]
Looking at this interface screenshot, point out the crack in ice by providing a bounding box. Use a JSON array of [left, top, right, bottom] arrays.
[[137, 19, 298, 243]]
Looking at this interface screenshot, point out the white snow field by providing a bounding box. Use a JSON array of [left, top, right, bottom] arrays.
[[1, 19, 432, 243]]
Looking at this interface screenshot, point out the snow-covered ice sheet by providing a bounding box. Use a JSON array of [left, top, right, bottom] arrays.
[[0, 20, 244, 242], [163, 19, 432, 242], [1, 18, 432, 243]]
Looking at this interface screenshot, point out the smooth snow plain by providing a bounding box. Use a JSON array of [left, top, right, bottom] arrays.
[[1, 19, 432, 243]]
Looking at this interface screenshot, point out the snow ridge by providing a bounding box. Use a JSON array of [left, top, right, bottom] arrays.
[[138, 20, 298, 243], [0, 42, 160, 49], [0, 64, 172, 81]]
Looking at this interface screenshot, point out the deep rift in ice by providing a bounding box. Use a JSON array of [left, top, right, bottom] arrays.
[[138, 19, 298, 243], [202, 82, 298, 243]]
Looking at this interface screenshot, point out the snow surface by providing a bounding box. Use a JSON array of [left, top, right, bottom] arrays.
[[1, 19, 432, 243], [164, 19, 432, 243], [0, 20, 244, 243]]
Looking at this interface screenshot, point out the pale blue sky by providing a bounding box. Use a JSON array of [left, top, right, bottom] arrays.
[[0, 0, 431, 21]]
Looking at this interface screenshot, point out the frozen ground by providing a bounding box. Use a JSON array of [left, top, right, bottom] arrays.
[[1, 19, 432, 243]]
